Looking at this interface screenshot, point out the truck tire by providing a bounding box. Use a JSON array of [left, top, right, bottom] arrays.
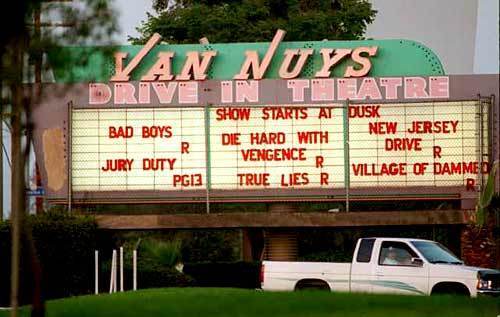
[[294, 279, 331, 291], [431, 282, 470, 296]]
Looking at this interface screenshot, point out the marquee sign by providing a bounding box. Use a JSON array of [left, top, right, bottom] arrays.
[[71, 100, 489, 194], [88, 77, 449, 106], [109, 30, 378, 82], [48, 32, 445, 83], [31, 30, 499, 204]]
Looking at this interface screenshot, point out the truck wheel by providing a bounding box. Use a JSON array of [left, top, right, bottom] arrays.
[[431, 282, 470, 296], [295, 279, 330, 291]]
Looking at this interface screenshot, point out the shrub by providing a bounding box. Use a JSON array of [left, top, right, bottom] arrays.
[[140, 238, 182, 267], [183, 262, 261, 289], [181, 230, 240, 263], [98, 237, 194, 292], [136, 265, 194, 289], [99, 263, 194, 292], [0, 211, 100, 305], [109, 229, 241, 264]]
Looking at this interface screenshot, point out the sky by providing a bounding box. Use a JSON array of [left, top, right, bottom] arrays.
[[473, 0, 499, 73], [113, 0, 151, 43], [366, 0, 499, 75]]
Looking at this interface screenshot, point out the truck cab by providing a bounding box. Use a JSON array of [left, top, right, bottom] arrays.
[[351, 237, 465, 295], [261, 237, 500, 297]]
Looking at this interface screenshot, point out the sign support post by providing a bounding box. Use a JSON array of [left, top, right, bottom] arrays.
[[478, 94, 484, 193], [343, 101, 350, 212], [67, 101, 73, 213], [204, 104, 211, 214], [133, 250, 137, 291], [94, 250, 98, 294]]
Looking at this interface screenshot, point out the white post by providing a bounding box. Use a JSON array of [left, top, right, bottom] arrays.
[[133, 250, 137, 291], [120, 247, 124, 292], [109, 250, 116, 294], [95, 250, 99, 294], [113, 249, 118, 293]]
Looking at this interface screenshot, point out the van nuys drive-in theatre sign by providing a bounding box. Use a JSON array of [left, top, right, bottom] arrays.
[[32, 30, 499, 204]]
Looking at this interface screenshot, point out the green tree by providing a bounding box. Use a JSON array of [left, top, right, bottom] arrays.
[[130, 0, 376, 44], [0, 2, 117, 316]]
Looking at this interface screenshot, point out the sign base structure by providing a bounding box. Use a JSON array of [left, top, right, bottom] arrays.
[[95, 209, 475, 229], [32, 75, 498, 206]]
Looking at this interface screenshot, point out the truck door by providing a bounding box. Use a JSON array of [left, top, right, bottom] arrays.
[[350, 238, 376, 293], [372, 241, 429, 295]]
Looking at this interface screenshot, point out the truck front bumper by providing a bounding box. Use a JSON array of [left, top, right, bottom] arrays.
[[477, 289, 500, 297]]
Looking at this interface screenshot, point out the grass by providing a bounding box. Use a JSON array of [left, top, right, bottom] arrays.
[[2, 288, 499, 317]]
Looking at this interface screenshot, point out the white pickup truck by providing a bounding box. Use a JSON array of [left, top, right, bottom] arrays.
[[261, 237, 500, 297]]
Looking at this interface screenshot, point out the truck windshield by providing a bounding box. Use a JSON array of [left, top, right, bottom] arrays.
[[411, 241, 463, 264]]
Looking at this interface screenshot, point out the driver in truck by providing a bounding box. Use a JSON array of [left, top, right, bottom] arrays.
[[383, 247, 399, 265]]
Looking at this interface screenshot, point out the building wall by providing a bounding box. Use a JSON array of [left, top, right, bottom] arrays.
[[473, 0, 500, 74]]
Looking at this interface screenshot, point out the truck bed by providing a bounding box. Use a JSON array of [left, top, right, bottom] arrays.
[[262, 261, 351, 292]]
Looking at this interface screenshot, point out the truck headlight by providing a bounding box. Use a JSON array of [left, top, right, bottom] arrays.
[[477, 279, 492, 290]]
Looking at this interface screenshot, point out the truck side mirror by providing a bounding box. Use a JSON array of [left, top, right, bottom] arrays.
[[411, 257, 423, 267]]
